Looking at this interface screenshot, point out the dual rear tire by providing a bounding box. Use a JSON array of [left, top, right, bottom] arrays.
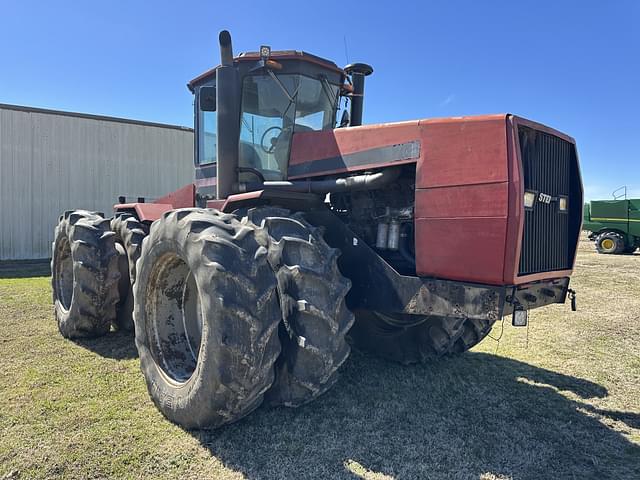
[[110, 213, 148, 331], [51, 210, 120, 338]]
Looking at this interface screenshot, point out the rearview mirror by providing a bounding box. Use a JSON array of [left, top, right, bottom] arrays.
[[199, 86, 216, 111]]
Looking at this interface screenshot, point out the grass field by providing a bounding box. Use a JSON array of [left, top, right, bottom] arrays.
[[1, 239, 639, 479]]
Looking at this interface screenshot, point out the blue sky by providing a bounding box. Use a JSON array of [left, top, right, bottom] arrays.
[[1, 0, 638, 199]]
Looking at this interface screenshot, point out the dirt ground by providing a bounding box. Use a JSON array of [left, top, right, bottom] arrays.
[[0, 238, 638, 479]]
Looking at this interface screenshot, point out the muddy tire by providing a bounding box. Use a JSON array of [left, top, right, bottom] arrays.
[[240, 207, 354, 407], [595, 232, 625, 254], [51, 210, 120, 339], [133, 208, 281, 429], [350, 311, 496, 364], [110, 213, 148, 331]]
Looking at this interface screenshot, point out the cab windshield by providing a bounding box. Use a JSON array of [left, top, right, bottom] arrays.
[[239, 74, 339, 180]]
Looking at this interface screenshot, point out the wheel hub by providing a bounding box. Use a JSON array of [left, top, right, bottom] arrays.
[[146, 253, 203, 385], [54, 238, 73, 311], [601, 238, 615, 251]]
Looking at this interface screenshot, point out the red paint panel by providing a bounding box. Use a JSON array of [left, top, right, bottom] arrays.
[[113, 184, 195, 222], [415, 183, 508, 219], [154, 184, 195, 209], [415, 217, 508, 284], [133, 204, 173, 222], [188, 51, 344, 90], [290, 121, 420, 166], [414, 115, 511, 284], [206, 199, 226, 210], [416, 115, 509, 189], [221, 190, 265, 212], [113, 202, 171, 222]]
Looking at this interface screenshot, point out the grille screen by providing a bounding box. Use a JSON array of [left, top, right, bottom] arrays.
[[518, 126, 574, 275]]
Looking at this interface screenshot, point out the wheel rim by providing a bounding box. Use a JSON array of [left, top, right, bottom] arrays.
[[601, 238, 615, 251], [54, 237, 73, 311], [146, 252, 203, 385]]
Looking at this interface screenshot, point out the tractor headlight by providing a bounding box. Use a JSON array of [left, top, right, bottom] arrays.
[[512, 307, 528, 327], [260, 45, 271, 61], [524, 191, 536, 209], [558, 196, 568, 212]]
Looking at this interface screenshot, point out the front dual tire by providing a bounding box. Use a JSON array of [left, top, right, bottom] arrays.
[[134, 207, 355, 427], [133, 209, 282, 429]]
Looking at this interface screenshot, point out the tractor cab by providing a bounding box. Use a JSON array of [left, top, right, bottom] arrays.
[[235, 58, 341, 180], [188, 38, 365, 201]]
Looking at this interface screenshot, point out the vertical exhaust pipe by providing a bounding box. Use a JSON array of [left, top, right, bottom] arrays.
[[216, 30, 240, 199], [344, 63, 373, 127], [219, 30, 234, 66]]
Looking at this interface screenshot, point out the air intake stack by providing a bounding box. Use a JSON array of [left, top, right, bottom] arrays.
[[344, 63, 374, 127], [216, 30, 240, 199]]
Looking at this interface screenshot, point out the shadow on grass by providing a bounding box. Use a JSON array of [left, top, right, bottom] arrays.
[[74, 330, 138, 360], [190, 350, 640, 480], [0, 259, 51, 279]]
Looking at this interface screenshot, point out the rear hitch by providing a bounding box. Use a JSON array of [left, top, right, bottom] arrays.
[[567, 288, 577, 311]]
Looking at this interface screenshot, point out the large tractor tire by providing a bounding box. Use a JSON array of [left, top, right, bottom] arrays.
[[133, 209, 281, 429], [51, 210, 120, 339], [240, 207, 354, 407], [350, 311, 496, 365], [595, 231, 625, 254], [110, 213, 148, 331]]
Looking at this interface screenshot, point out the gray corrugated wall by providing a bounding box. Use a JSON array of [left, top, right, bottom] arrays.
[[0, 106, 194, 260]]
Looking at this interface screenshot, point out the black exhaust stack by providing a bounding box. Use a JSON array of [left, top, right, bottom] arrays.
[[216, 30, 240, 199], [344, 63, 373, 127]]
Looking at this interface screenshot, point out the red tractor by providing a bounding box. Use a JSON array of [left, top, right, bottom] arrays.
[[51, 31, 583, 429]]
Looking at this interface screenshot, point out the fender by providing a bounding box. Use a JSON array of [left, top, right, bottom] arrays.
[[114, 184, 196, 222]]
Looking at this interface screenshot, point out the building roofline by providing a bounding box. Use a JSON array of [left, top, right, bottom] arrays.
[[0, 103, 193, 132]]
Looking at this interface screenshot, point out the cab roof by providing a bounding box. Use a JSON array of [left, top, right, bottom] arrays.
[[187, 50, 344, 92]]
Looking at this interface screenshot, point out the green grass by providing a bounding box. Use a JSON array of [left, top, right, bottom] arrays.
[[1, 241, 639, 479]]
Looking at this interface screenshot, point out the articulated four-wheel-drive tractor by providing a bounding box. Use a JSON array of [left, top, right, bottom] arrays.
[[52, 31, 583, 429]]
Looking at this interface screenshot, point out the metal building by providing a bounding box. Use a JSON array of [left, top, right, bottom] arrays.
[[0, 103, 194, 260]]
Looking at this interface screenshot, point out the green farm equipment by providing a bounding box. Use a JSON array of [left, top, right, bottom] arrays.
[[583, 199, 640, 254]]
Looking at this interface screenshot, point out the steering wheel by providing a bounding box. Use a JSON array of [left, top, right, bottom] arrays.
[[260, 126, 283, 154]]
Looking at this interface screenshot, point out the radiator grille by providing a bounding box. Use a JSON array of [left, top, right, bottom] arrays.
[[518, 126, 574, 276]]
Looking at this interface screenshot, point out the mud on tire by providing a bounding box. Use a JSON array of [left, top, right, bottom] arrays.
[[350, 311, 496, 364], [110, 213, 148, 331], [241, 207, 354, 407], [133, 208, 281, 429], [51, 210, 120, 338]]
